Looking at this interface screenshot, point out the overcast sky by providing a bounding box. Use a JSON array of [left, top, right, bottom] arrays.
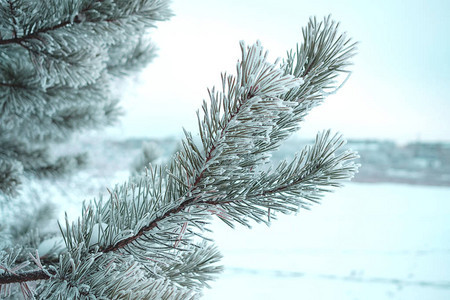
[[108, 0, 450, 143]]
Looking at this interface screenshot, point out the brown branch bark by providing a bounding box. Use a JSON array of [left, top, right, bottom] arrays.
[[0, 81, 26, 88], [0, 270, 53, 285]]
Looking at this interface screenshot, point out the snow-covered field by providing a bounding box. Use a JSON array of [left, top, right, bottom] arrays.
[[4, 135, 449, 299], [203, 183, 450, 300]]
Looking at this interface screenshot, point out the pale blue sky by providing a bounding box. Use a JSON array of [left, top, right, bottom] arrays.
[[111, 0, 450, 142]]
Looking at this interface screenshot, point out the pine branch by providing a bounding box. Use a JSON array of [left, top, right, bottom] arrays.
[[0, 81, 25, 88], [0, 16, 358, 299], [160, 242, 223, 290], [107, 36, 158, 77], [0, 0, 172, 45], [249, 130, 359, 213], [58, 29, 356, 264], [131, 141, 163, 175], [72, 40, 302, 256], [30, 246, 196, 299], [0, 5, 87, 45], [0, 159, 22, 196], [0, 1, 174, 198], [0, 72, 118, 143], [6, 0, 18, 39], [0, 269, 51, 285]]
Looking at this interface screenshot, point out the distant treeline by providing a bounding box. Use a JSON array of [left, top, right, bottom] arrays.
[[76, 137, 450, 187], [274, 139, 450, 186], [346, 140, 450, 186]]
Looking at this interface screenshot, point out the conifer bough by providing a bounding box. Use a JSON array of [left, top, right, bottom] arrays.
[[0, 1, 358, 298], [0, 0, 173, 196]]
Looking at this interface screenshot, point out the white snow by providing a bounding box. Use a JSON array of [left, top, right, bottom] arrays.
[[37, 236, 65, 257], [89, 223, 108, 248], [203, 183, 450, 299]]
